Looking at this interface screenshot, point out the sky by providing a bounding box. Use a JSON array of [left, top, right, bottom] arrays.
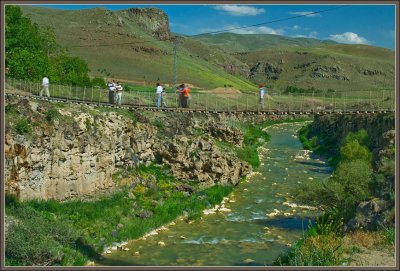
[[38, 4, 396, 49]]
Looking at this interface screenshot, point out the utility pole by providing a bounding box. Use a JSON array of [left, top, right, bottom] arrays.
[[173, 38, 178, 87]]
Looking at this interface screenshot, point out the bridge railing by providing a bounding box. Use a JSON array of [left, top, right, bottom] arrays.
[[4, 78, 395, 112]]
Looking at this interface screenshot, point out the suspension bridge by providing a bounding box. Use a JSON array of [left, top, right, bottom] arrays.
[[5, 78, 395, 115]]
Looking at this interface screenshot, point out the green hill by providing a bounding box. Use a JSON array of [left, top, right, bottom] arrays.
[[20, 6, 256, 91], [193, 32, 337, 52], [20, 6, 395, 93]]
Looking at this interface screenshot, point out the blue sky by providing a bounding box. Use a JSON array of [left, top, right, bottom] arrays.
[[38, 4, 396, 49]]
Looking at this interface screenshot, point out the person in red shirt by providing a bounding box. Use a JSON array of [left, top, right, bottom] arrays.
[[179, 83, 191, 108]]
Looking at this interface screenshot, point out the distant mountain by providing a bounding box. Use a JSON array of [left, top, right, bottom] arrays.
[[20, 6, 395, 93]]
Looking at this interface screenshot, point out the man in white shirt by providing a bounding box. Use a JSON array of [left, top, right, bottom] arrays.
[[107, 80, 116, 104], [155, 83, 167, 107], [259, 83, 266, 105], [40, 76, 50, 97], [115, 82, 123, 105]]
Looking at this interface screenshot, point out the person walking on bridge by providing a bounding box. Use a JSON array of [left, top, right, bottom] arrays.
[[107, 80, 117, 104], [176, 83, 184, 108], [259, 83, 266, 106], [180, 83, 191, 108], [40, 76, 50, 97], [155, 83, 167, 107], [115, 82, 123, 105]]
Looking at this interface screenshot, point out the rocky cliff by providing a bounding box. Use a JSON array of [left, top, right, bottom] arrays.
[[124, 8, 171, 40], [309, 113, 395, 168], [5, 96, 264, 201]]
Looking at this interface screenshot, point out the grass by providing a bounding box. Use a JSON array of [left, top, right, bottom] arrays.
[[274, 215, 346, 266], [5, 164, 234, 266]]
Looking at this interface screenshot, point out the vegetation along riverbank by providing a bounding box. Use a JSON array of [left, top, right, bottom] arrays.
[[5, 95, 310, 266], [275, 113, 395, 266]]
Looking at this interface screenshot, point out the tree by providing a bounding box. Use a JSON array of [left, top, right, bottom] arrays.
[[49, 55, 91, 86], [7, 48, 49, 80]]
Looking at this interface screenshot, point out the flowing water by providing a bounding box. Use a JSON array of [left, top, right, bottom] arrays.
[[98, 122, 332, 266]]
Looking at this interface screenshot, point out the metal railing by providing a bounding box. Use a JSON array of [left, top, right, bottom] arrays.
[[4, 78, 395, 112]]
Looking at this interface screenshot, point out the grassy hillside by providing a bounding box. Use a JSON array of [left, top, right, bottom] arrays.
[[20, 6, 394, 94], [234, 44, 395, 92], [193, 33, 337, 52], [20, 6, 257, 91]]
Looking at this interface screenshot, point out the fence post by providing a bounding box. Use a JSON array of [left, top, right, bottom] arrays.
[[312, 91, 315, 112]]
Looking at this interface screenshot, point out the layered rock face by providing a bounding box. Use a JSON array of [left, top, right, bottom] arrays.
[[154, 136, 251, 188], [4, 97, 258, 201], [5, 100, 157, 201]]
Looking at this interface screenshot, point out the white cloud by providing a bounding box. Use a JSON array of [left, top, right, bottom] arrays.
[[289, 11, 320, 17], [295, 31, 318, 39], [328, 32, 369, 44], [292, 25, 301, 31], [226, 25, 284, 35], [213, 5, 265, 16], [198, 24, 285, 35], [309, 31, 318, 38]]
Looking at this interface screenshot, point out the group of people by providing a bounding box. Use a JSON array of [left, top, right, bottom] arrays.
[[107, 80, 123, 105], [155, 82, 191, 108], [39, 75, 266, 108]]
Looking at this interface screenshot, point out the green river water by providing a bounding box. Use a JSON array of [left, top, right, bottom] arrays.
[[98, 122, 332, 266]]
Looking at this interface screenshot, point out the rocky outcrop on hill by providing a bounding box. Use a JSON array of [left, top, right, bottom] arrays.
[[249, 62, 282, 80], [125, 8, 171, 40], [310, 65, 349, 81]]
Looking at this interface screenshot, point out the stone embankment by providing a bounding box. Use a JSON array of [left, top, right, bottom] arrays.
[[5, 96, 270, 201]]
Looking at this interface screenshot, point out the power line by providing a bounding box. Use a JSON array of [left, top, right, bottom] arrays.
[[189, 5, 351, 37]]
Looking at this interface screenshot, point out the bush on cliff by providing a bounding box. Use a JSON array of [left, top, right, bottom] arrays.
[[294, 129, 373, 219]]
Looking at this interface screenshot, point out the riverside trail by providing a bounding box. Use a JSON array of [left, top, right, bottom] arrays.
[[97, 122, 333, 266]]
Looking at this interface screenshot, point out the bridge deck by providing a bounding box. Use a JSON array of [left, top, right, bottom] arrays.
[[5, 93, 394, 115]]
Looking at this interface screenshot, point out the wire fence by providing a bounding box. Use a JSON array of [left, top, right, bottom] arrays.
[[4, 78, 395, 112]]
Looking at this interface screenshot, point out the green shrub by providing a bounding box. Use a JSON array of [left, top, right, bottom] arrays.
[[315, 213, 343, 236], [14, 118, 31, 134], [236, 145, 259, 168], [341, 129, 369, 148], [5, 207, 79, 266], [90, 77, 105, 88], [340, 140, 371, 163], [45, 108, 60, 122], [275, 233, 344, 266]]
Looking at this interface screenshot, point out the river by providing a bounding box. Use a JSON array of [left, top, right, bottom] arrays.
[[97, 122, 332, 266]]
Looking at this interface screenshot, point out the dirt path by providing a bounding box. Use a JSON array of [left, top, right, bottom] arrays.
[[348, 248, 395, 266]]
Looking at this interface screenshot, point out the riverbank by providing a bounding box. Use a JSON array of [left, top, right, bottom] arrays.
[[275, 113, 395, 266], [95, 122, 328, 266], [5, 96, 312, 266]]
